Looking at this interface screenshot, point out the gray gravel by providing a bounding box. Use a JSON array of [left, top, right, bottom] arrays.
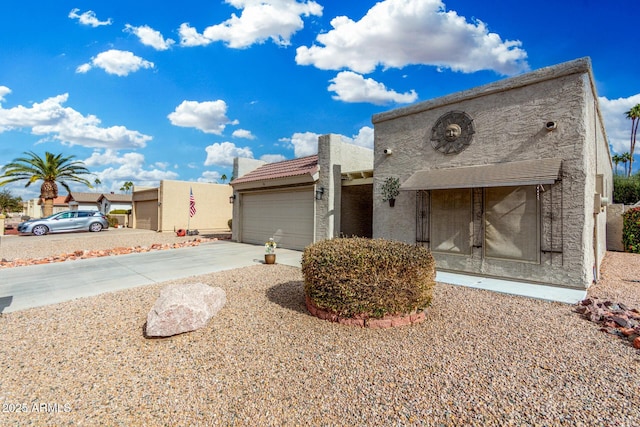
[[0, 231, 639, 425]]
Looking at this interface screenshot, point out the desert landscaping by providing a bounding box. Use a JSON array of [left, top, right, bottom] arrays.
[[0, 231, 639, 425]]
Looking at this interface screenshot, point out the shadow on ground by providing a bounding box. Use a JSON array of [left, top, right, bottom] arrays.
[[0, 296, 13, 314], [266, 281, 307, 315]]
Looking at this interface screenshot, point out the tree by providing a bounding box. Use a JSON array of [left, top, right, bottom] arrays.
[[612, 153, 623, 175], [220, 174, 228, 184], [0, 151, 92, 217], [622, 152, 633, 177], [120, 181, 133, 193], [0, 189, 22, 214], [625, 104, 640, 177]]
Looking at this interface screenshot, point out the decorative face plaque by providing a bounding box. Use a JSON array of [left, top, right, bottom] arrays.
[[430, 111, 475, 154]]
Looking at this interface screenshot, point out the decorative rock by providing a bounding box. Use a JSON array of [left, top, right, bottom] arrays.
[[0, 237, 218, 269], [146, 283, 226, 337], [575, 297, 640, 351]]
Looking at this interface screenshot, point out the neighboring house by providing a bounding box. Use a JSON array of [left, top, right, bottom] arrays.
[[371, 57, 612, 291], [23, 196, 68, 218], [65, 192, 101, 211], [131, 180, 232, 233], [230, 134, 374, 250], [97, 193, 132, 214]]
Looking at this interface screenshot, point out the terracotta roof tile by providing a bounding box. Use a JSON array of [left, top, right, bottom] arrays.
[[231, 155, 319, 185], [38, 196, 68, 206]]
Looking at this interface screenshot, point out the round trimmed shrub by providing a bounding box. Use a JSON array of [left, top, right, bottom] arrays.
[[302, 238, 435, 319]]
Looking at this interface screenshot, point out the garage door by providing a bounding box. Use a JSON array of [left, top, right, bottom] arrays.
[[241, 189, 313, 250], [135, 200, 158, 230]]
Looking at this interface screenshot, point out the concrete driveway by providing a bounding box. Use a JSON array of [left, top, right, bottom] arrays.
[[0, 241, 302, 314]]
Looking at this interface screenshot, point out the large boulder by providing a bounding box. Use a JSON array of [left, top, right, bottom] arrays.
[[146, 283, 226, 337]]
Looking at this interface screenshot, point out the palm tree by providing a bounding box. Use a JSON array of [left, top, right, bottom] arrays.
[[120, 181, 133, 193], [625, 104, 640, 177], [0, 151, 92, 217], [612, 153, 623, 175], [220, 174, 228, 184], [621, 152, 632, 177]]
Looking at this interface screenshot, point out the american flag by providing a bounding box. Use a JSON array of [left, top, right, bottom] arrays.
[[189, 188, 196, 217]]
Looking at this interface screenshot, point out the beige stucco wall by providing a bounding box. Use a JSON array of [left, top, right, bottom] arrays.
[[372, 57, 612, 290], [315, 134, 374, 241], [606, 204, 625, 252], [158, 180, 232, 233]]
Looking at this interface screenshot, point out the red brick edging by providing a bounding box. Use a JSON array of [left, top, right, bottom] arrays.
[[0, 238, 218, 269], [305, 296, 425, 329]]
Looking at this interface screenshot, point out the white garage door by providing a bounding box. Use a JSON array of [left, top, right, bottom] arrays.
[[241, 189, 314, 250]]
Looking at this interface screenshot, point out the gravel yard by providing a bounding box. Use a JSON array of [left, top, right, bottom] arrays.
[[0, 230, 639, 425]]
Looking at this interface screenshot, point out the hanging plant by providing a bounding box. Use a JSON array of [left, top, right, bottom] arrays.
[[381, 176, 400, 205]]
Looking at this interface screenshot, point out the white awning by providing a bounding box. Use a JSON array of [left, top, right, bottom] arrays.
[[400, 158, 562, 191]]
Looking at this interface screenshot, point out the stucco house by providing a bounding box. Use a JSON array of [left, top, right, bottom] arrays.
[[131, 180, 232, 233], [230, 134, 374, 250], [23, 196, 68, 218], [97, 193, 132, 214], [372, 57, 612, 291], [65, 192, 101, 211]]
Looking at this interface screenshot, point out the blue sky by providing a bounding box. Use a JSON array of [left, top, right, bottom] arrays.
[[1, 0, 639, 200]]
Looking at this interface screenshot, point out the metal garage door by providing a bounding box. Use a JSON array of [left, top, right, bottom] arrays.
[[241, 189, 314, 250], [135, 200, 158, 230]]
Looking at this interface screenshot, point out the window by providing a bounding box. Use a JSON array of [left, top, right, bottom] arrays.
[[484, 186, 539, 262], [58, 212, 76, 219], [430, 189, 472, 254]]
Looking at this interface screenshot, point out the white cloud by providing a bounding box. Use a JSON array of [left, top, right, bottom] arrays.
[[296, 0, 528, 75], [84, 150, 179, 192], [0, 92, 152, 149], [168, 100, 238, 134], [343, 126, 374, 149], [198, 170, 223, 183], [179, 0, 323, 49], [282, 131, 320, 157], [328, 71, 418, 105], [124, 24, 176, 50], [599, 93, 640, 155], [0, 86, 10, 103], [204, 141, 254, 166], [178, 23, 212, 47], [154, 161, 170, 169], [69, 9, 112, 27], [279, 128, 373, 158], [260, 153, 287, 163], [76, 49, 154, 76], [232, 128, 256, 139]]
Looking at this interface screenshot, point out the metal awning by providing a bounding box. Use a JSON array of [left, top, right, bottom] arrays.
[[400, 158, 562, 191]]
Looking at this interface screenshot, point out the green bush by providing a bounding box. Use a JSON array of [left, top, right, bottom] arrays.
[[302, 238, 436, 319], [613, 175, 640, 204], [106, 215, 119, 228], [228, 218, 232, 230], [623, 207, 640, 253], [109, 209, 131, 214]]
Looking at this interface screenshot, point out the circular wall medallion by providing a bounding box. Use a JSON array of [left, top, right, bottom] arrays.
[[430, 111, 475, 154]]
